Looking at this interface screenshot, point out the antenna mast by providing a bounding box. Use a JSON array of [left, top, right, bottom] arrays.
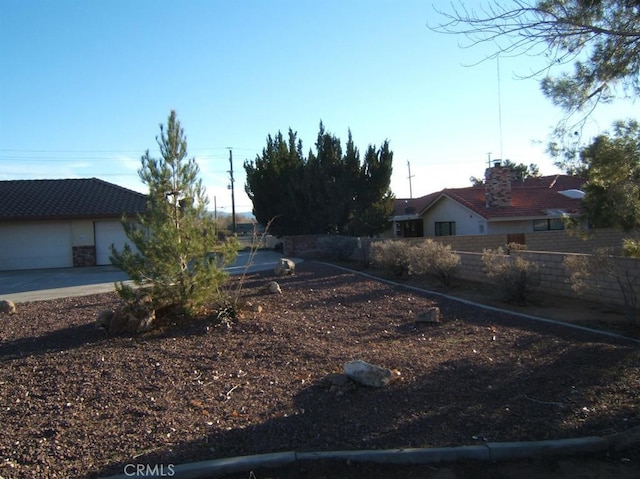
[[407, 160, 415, 199], [497, 57, 504, 161]]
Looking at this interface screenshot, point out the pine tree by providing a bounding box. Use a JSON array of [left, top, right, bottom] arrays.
[[111, 111, 237, 316]]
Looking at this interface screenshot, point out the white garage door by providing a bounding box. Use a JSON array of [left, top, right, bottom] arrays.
[[0, 221, 73, 271], [95, 220, 139, 265]]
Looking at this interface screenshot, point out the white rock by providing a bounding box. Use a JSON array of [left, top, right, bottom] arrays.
[[0, 299, 17, 314], [274, 258, 295, 276], [343, 360, 398, 387], [267, 281, 282, 294]]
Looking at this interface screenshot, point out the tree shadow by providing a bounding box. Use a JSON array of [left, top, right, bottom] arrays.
[[91, 335, 640, 478], [0, 322, 109, 360]]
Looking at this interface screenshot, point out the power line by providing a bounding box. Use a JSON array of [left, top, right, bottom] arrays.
[[0, 146, 259, 153]]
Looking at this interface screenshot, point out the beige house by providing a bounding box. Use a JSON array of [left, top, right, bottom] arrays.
[[0, 178, 147, 271], [390, 164, 585, 239]]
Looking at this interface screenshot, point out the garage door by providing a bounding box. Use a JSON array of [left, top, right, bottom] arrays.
[[0, 221, 73, 271], [95, 220, 139, 265]]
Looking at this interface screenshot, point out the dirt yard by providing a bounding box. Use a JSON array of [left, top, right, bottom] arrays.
[[1, 261, 639, 478]]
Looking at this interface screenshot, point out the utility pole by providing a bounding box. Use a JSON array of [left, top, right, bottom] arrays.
[[227, 148, 236, 234], [407, 160, 415, 199]]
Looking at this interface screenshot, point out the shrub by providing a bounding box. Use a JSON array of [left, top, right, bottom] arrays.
[[410, 239, 460, 286], [317, 236, 358, 261], [565, 248, 640, 328], [370, 240, 412, 277], [482, 247, 540, 303]]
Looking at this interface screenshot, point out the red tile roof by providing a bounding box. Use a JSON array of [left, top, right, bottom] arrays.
[[394, 175, 585, 220], [0, 178, 148, 221]]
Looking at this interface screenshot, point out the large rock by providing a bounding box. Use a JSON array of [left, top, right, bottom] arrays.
[[0, 299, 17, 314], [274, 258, 295, 276], [100, 296, 155, 336], [343, 360, 399, 387]]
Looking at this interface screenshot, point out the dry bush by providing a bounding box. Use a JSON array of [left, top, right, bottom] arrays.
[[565, 248, 640, 328], [370, 240, 412, 277], [317, 236, 358, 261], [410, 239, 460, 286], [482, 247, 541, 303]]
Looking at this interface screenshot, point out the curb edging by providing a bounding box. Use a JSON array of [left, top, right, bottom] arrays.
[[100, 431, 640, 478]]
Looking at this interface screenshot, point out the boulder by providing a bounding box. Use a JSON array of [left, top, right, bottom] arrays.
[[274, 258, 295, 276], [415, 306, 440, 324], [0, 299, 17, 314], [343, 360, 399, 388]]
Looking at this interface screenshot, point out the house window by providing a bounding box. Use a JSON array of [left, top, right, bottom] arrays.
[[435, 221, 456, 236], [533, 218, 565, 231]]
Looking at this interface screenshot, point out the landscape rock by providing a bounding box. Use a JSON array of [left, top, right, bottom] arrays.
[[343, 360, 399, 387], [96, 310, 114, 329], [0, 299, 17, 314], [415, 306, 441, 324], [274, 258, 295, 276], [104, 296, 155, 336], [264, 281, 282, 294]]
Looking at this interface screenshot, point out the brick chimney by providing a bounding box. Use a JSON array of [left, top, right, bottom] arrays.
[[485, 162, 511, 208]]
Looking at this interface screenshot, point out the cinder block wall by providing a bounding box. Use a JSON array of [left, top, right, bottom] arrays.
[[282, 231, 640, 309], [433, 228, 629, 254], [452, 250, 639, 308]]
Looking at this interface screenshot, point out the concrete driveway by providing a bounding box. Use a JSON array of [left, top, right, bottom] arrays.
[[0, 250, 300, 303]]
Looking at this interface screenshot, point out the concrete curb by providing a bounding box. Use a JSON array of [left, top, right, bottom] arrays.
[[100, 431, 640, 478]]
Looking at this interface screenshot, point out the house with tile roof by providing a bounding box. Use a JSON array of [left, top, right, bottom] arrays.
[[389, 163, 585, 239], [0, 178, 147, 270]]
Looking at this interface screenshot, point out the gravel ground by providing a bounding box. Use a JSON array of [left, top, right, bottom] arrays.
[[1, 261, 639, 478]]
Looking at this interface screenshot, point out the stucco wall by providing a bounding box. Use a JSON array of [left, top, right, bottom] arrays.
[[423, 197, 485, 236], [71, 220, 95, 246]]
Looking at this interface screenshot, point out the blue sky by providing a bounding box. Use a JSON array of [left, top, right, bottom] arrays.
[[1, 0, 637, 213]]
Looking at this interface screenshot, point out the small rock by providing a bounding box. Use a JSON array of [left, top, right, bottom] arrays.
[[264, 281, 282, 294], [274, 258, 295, 276], [343, 360, 399, 387], [0, 299, 17, 314], [246, 301, 263, 313], [415, 306, 440, 324]]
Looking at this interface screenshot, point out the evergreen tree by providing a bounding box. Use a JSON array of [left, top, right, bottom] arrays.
[[245, 122, 394, 237], [348, 142, 395, 236], [244, 129, 306, 236], [111, 111, 237, 315]]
